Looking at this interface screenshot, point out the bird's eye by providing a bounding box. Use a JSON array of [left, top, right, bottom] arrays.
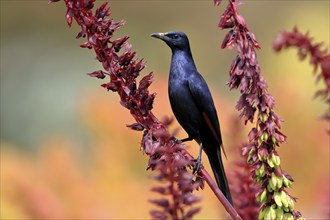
[[172, 34, 179, 39]]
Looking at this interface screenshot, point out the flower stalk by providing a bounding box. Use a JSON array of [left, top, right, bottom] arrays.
[[215, 0, 303, 219]]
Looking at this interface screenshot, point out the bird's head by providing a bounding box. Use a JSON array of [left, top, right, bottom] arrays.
[[151, 31, 191, 51]]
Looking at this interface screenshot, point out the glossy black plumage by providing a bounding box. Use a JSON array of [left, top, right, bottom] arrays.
[[151, 31, 233, 205]]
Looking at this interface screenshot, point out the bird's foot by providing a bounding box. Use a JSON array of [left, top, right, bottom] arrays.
[[192, 142, 203, 173], [192, 156, 202, 174], [172, 137, 181, 144], [180, 137, 194, 143], [172, 137, 194, 144]]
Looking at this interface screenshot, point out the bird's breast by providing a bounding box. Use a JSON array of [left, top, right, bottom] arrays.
[[168, 78, 201, 137]]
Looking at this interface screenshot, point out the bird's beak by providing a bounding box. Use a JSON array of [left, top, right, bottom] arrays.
[[150, 32, 168, 41]]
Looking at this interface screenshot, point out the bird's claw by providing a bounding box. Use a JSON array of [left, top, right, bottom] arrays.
[[192, 156, 202, 174], [172, 137, 181, 144]]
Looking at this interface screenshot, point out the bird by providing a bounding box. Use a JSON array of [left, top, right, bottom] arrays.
[[151, 31, 233, 205]]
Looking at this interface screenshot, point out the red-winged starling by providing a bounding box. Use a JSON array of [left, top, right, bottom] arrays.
[[151, 31, 233, 205]]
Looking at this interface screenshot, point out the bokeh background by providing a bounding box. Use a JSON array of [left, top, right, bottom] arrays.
[[1, 0, 329, 219]]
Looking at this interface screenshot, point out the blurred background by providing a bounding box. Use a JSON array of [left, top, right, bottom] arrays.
[[1, 0, 329, 219]]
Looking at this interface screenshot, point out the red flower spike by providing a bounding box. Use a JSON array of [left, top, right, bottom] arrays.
[[216, 1, 303, 219], [273, 27, 330, 132], [53, 0, 205, 216]]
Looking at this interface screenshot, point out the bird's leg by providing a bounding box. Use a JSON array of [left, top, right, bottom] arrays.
[[172, 137, 180, 143], [173, 136, 194, 144], [193, 143, 203, 173], [180, 136, 194, 143]]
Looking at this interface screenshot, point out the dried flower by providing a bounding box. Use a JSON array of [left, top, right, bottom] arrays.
[[216, 1, 303, 219]]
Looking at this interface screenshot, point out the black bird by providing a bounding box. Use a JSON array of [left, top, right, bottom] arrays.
[[151, 31, 233, 205]]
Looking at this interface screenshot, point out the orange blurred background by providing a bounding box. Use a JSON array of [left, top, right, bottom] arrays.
[[1, 1, 329, 219]]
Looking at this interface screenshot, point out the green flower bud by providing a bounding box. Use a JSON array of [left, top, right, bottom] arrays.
[[280, 191, 289, 208], [276, 207, 284, 220], [258, 152, 262, 161], [267, 182, 274, 192], [271, 135, 277, 145], [283, 213, 294, 220], [259, 206, 269, 220], [274, 191, 282, 207], [260, 113, 268, 123], [270, 204, 277, 220], [272, 154, 281, 166], [255, 176, 262, 184], [288, 196, 294, 211], [260, 189, 267, 203], [268, 157, 275, 168], [265, 206, 273, 220], [247, 148, 255, 164], [247, 154, 253, 164], [277, 176, 283, 188], [259, 163, 266, 177], [249, 148, 255, 155], [283, 175, 289, 187], [262, 153, 268, 161], [264, 133, 269, 141], [255, 168, 260, 176], [271, 172, 278, 189], [256, 163, 266, 177], [260, 132, 269, 142], [268, 180, 275, 191]]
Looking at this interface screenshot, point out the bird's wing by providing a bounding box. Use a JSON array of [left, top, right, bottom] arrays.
[[188, 74, 227, 158]]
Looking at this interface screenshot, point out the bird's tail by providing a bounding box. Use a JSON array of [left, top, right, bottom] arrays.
[[206, 144, 233, 206]]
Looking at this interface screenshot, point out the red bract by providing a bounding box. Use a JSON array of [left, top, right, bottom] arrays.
[[216, 1, 303, 219], [273, 27, 330, 133], [87, 70, 107, 79]]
